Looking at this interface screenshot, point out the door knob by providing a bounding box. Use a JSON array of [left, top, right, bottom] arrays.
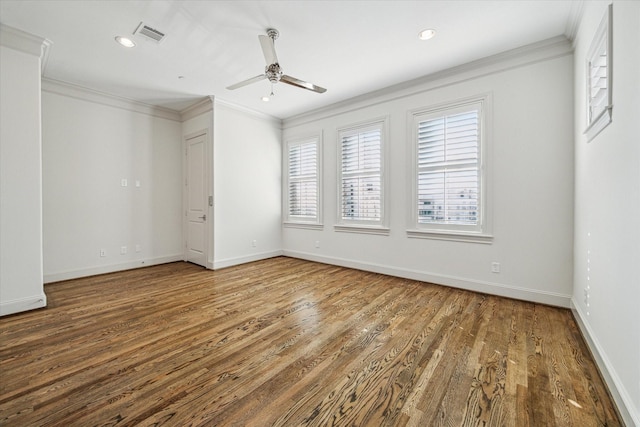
[[198, 215, 206, 221]]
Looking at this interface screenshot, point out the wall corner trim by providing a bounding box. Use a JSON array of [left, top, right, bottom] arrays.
[[213, 250, 284, 270], [44, 255, 184, 283], [283, 251, 572, 308], [571, 299, 640, 427], [0, 293, 47, 317]]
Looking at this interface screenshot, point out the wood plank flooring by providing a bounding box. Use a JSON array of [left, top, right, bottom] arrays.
[[0, 257, 621, 426]]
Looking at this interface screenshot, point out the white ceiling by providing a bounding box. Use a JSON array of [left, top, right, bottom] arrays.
[[0, 0, 581, 119]]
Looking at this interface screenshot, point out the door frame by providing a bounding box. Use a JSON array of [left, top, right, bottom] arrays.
[[183, 129, 212, 268]]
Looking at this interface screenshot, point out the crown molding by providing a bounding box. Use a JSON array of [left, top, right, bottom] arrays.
[[40, 39, 52, 75], [565, 0, 586, 43], [214, 97, 282, 126], [41, 78, 182, 122], [283, 35, 573, 129], [180, 96, 214, 121], [0, 24, 51, 58]]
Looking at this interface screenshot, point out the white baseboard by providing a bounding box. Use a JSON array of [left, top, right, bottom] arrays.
[[0, 293, 47, 316], [283, 250, 572, 307], [213, 250, 284, 270], [43, 255, 184, 283], [571, 299, 639, 427]]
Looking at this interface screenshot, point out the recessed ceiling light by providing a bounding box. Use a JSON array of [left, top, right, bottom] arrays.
[[418, 29, 436, 40], [115, 36, 136, 48], [261, 96, 270, 102]]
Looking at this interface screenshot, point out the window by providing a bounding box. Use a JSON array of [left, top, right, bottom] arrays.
[[409, 97, 492, 243], [284, 136, 321, 227], [336, 120, 388, 233], [585, 3, 612, 142]]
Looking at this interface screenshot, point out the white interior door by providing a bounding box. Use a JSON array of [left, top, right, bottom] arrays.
[[185, 132, 208, 267]]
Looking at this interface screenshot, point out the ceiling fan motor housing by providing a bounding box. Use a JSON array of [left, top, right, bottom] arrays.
[[266, 28, 279, 40], [266, 63, 283, 83]]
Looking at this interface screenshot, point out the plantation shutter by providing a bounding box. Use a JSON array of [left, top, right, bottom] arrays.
[[288, 140, 318, 221], [340, 126, 382, 222], [417, 106, 480, 226], [588, 36, 608, 123]]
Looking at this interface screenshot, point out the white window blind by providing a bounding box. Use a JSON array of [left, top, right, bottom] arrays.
[[417, 106, 480, 227], [339, 125, 382, 223], [287, 139, 318, 222]]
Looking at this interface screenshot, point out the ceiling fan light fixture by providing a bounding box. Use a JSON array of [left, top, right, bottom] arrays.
[[115, 36, 136, 48], [418, 29, 436, 40], [262, 85, 275, 102]]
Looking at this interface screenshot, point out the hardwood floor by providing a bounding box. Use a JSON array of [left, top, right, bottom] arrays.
[[0, 257, 621, 426]]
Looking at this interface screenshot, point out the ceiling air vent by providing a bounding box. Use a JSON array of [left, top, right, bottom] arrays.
[[133, 22, 166, 43]]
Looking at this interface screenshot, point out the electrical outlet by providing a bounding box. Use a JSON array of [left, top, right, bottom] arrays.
[[315, 241, 320, 248], [491, 262, 500, 273], [251, 240, 257, 247], [100, 249, 106, 257], [135, 244, 141, 253], [121, 178, 128, 187], [120, 246, 127, 255]]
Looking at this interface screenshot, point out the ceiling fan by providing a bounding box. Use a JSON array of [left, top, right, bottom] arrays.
[[226, 28, 327, 94]]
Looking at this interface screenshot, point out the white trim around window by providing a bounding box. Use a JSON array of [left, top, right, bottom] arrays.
[[283, 133, 323, 229], [407, 94, 493, 243], [335, 117, 390, 235], [584, 3, 613, 142]]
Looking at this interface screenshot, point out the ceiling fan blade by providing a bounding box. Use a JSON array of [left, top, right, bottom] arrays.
[[281, 75, 327, 93], [226, 74, 266, 90], [259, 34, 278, 65]]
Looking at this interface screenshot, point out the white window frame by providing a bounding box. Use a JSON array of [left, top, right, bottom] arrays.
[[407, 95, 493, 244], [283, 133, 323, 229], [335, 117, 389, 235], [584, 3, 613, 142]]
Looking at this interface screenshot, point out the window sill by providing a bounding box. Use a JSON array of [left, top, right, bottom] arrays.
[[334, 224, 390, 235], [584, 106, 612, 142], [406, 229, 493, 244], [284, 222, 323, 230]]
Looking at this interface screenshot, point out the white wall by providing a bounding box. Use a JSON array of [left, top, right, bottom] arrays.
[[212, 101, 282, 268], [0, 26, 48, 315], [41, 84, 282, 280], [282, 38, 575, 307], [41, 81, 184, 282], [572, 1, 640, 425]]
